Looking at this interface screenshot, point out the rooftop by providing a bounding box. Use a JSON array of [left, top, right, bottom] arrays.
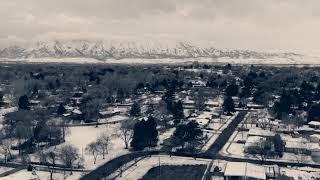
[[248, 129, 275, 137], [308, 121, 320, 126]]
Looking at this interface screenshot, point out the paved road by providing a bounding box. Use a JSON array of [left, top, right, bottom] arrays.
[[204, 111, 248, 157]]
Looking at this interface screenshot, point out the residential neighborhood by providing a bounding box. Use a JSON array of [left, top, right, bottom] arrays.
[[0, 62, 319, 180]]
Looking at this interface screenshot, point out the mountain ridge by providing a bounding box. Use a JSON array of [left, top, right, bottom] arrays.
[[0, 40, 303, 61]]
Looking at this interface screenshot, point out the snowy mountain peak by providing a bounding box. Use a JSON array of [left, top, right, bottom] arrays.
[[0, 40, 304, 61]]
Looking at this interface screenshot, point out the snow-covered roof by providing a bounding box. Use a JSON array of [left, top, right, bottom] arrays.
[[248, 129, 275, 137], [99, 109, 121, 115], [310, 134, 320, 139], [72, 109, 82, 115], [297, 125, 314, 131], [63, 113, 71, 117], [224, 162, 266, 180], [205, 99, 220, 106], [247, 103, 264, 107], [285, 138, 319, 150], [308, 121, 320, 126], [29, 100, 40, 104]]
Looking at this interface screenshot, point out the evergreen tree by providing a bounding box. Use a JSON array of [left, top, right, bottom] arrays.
[[18, 95, 30, 110], [131, 119, 146, 150], [145, 116, 158, 147], [130, 117, 158, 150], [0, 91, 3, 107], [299, 81, 314, 103], [242, 76, 254, 97], [308, 103, 320, 122], [272, 134, 285, 157], [225, 83, 239, 97], [173, 100, 184, 124], [172, 120, 203, 149], [223, 96, 235, 114], [130, 102, 141, 117], [162, 88, 175, 112], [272, 90, 292, 119], [57, 103, 66, 116]]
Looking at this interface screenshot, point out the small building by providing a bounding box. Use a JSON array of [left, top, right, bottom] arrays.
[[99, 109, 121, 118], [71, 109, 84, 120], [285, 138, 320, 154], [308, 121, 320, 129], [248, 129, 275, 138], [246, 103, 265, 110], [189, 80, 206, 88], [206, 99, 221, 108], [224, 162, 266, 180]]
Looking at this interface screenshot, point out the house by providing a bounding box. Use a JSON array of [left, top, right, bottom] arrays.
[[247, 129, 275, 138], [285, 137, 320, 154], [246, 103, 265, 110], [224, 162, 266, 180], [183, 96, 195, 110], [308, 121, 320, 129], [71, 109, 84, 121], [206, 99, 222, 108], [189, 80, 206, 88], [99, 109, 121, 118]]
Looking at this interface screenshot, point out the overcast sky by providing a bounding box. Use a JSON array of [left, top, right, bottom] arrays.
[[1, 0, 320, 52]]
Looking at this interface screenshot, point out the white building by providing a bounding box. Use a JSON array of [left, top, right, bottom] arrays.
[[308, 121, 320, 129], [248, 129, 275, 138]]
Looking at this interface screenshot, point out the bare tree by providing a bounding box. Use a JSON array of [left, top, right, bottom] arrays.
[[97, 133, 111, 159], [47, 151, 58, 180], [0, 139, 12, 163], [36, 150, 57, 180], [86, 141, 100, 164], [118, 120, 136, 149], [58, 144, 79, 175]]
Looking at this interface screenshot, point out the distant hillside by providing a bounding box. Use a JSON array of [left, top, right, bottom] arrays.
[[0, 40, 303, 61]]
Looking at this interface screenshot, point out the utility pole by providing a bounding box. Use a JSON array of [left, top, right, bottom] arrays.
[[158, 155, 161, 180]]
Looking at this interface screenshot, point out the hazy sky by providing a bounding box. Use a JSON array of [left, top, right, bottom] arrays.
[[1, 0, 320, 51]]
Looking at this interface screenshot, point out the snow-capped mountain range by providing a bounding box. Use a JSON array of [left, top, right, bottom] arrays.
[[0, 40, 303, 61]]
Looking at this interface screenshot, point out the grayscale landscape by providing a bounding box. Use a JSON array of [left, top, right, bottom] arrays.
[[0, 0, 320, 180]]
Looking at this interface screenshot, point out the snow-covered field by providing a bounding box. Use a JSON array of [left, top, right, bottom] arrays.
[[58, 124, 129, 170], [28, 123, 129, 172], [100, 115, 129, 124], [1, 169, 83, 180]]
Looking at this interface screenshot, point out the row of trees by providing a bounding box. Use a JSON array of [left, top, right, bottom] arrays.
[[37, 144, 80, 178], [85, 133, 111, 164]]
